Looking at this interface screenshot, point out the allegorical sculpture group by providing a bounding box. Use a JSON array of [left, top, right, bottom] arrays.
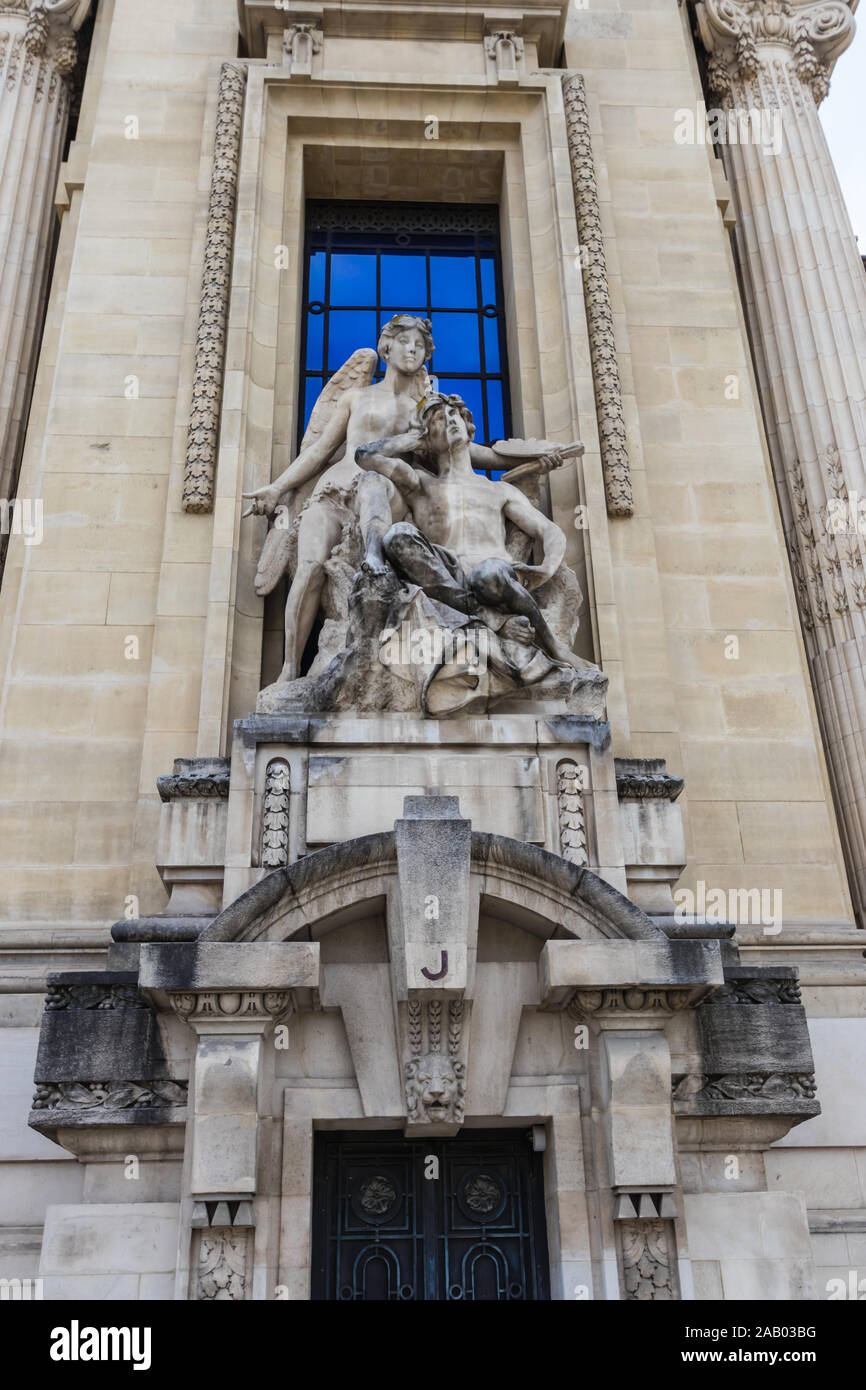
[[244, 314, 604, 718]]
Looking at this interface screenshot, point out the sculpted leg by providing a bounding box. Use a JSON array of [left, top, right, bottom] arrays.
[[279, 502, 342, 682], [358, 472, 406, 576], [468, 557, 586, 668], [382, 522, 476, 612]]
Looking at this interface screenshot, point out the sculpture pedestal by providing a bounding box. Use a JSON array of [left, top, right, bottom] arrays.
[[222, 711, 625, 907]]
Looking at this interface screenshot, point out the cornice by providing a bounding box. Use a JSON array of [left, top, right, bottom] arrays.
[[238, 0, 567, 66]]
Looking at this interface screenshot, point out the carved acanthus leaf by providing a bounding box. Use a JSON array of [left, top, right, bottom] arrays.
[[697, 0, 855, 103], [620, 1219, 677, 1300]]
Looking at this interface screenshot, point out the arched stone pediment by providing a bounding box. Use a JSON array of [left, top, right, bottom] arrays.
[[202, 828, 664, 945], [162, 799, 718, 1140]]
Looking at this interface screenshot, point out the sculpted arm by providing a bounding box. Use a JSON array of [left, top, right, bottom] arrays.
[[355, 433, 423, 500], [244, 395, 355, 512], [502, 487, 566, 586], [468, 442, 500, 470]]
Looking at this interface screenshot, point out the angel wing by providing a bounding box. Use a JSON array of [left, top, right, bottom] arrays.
[[298, 346, 378, 459], [254, 348, 379, 596]]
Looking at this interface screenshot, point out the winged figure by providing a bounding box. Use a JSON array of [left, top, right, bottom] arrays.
[[244, 316, 434, 683]]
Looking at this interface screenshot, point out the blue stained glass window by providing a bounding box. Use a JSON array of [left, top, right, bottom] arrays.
[[329, 253, 377, 306], [431, 313, 480, 374], [429, 255, 477, 308], [487, 380, 505, 442], [304, 377, 322, 431], [305, 310, 324, 370], [327, 309, 377, 371], [299, 202, 511, 476], [438, 378, 484, 436], [308, 250, 327, 301], [480, 257, 497, 303], [483, 315, 500, 373], [381, 254, 426, 305]]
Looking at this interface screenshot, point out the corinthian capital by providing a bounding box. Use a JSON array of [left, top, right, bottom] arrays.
[[696, 0, 855, 101]]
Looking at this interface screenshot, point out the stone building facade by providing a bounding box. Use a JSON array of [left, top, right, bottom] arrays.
[[0, 0, 864, 1301]]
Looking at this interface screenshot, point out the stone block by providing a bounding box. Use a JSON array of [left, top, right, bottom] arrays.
[[191, 1112, 258, 1194], [33, 974, 170, 1085], [539, 938, 723, 1007], [394, 796, 472, 997], [40, 1202, 179, 1276], [603, 1030, 677, 1189], [775, 1018, 866, 1147], [0, 1160, 84, 1226], [305, 750, 546, 846], [719, 1258, 815, 1301], [696, 967, 815, 1075], [139, 940, 320, 993]]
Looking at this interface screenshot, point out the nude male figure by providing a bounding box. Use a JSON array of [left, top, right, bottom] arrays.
[[356, 394, 587, 669]]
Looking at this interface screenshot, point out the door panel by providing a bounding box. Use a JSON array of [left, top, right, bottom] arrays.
[[311, 1129, 550, 1301]]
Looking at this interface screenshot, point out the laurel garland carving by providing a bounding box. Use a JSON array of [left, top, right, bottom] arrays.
[[787, 446, 866, 632], [156, 766, 231, 801], [44, 982, 149, 1010], [447, 999, 463, 1057], [711, 977, 801, 1004], [32, 1079, 187, 1110], [615, 757, 684, 802], [557, 760, 588, 866], [675, 1070, 818, 1101], [261, 759, 290, 868], [561, 72, 633, 518], [183, 61, 247, 513]]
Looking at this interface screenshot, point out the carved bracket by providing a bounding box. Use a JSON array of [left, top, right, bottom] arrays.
[[283, 22, 322, 77], [484, 30, 524, 84]]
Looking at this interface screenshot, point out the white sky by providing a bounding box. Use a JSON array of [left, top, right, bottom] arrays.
[[819, 18, 866, 248]]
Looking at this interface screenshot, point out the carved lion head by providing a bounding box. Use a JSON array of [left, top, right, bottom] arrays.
[[405, 1053, 466, 1124]]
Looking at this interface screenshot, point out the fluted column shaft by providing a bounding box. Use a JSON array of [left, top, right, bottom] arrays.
[[696, 0, 866, 925], [0, 1, 88, 504], [697, 2, 866, 922]]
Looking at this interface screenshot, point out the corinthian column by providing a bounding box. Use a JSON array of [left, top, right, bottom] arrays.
[[0, 0, 90, 504], [695, 0, 866, 926]]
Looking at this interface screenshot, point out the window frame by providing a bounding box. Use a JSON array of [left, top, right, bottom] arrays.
[[298, 199, 513, 475]]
